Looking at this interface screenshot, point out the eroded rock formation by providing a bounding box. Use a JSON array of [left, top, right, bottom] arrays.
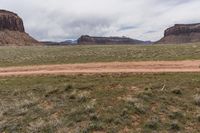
[[0, 9, 39, 45], [157, 23, 200, 44], [78, 35, 151, 45]]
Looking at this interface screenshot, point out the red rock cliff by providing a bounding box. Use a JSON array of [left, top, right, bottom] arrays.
[[157, 23, 200, 44], [0, 9, 40, 46]]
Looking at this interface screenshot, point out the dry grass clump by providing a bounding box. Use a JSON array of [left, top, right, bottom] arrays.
[[144, 117, 160, 130], [122, 95, 148, 114], [171, 88, 182, 95], [27, 118, 46, 132], [197, 114, 200, 122], [169, 120, 181, 131], [194, 94, 200, 106], [84, 99, 97, 113]]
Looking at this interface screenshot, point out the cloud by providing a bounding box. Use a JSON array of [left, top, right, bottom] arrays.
[[117, 25, 139, 32], [0, 0, 200, 41], [145, 30, 157, 34]]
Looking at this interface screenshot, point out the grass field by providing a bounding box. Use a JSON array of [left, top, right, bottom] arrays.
[[0, 43, 200, 67], [0, 44, 200, 132], [0, 73, 200, 132]]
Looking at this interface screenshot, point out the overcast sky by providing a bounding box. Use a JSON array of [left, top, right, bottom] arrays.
[[1, 0, 200, 41]]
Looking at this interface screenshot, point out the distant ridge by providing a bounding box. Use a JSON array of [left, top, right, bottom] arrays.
[[77, 35, 152, 45], [41, 40, 77, 45]]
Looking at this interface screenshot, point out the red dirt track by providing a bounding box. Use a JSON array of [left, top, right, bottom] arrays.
[[0, 60, 200, 76]]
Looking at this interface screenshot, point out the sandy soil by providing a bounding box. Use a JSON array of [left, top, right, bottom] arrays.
[[0, 60, 200, 76]]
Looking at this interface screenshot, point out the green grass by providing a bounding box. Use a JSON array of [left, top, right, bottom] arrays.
[[0, 43, 200, 67], [0, 73, 200, 132]]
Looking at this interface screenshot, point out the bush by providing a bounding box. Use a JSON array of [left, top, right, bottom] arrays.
[[171, 88, 182, 95], [169, 111, 184, 120], [145, 121, 158, 130], [77, 91, 90, 103], [170, 121, 181, 131], [197, 114, 200, 122], [89, 113, 99, 121], [65, 84, 73, 91], [144, 117, 160, 130], [194, 94, 200, 106], [124, 97, 147, 114], [88, 121, 103, 131], [137, 90, 154, 101], [69, 90, 77, 100]]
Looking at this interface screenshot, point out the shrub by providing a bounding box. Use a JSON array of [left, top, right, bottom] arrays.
[[69, 93, 76, 100], [171, 88, 182, 95], [124, 97, 147, 114], [169, 111, 184, 120], [89, 113, 99, 121], [197, 114, 200, 122], [170, 121, 181, 131], [88, 121, 103, 131], [84, 99, 96, 113], [194, 94, 200, 106], [77, 91, 90, 103], [134, 102, 147, 114], [65, 84, 73, 91], [144, 117, 159, 130]]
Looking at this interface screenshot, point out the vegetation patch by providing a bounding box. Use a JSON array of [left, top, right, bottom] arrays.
[[0, 44, 200, 67], [0, 73, 200, 132]]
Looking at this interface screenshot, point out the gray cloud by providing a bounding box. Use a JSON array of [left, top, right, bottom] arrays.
[[145, 30, 157, 34], [117, 25, 139, 32], [0, 0, 200, 41]]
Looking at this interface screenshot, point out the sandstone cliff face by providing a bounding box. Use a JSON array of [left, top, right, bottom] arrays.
[[0, 10, 39, 45], [0, 10, 24, 32], [157, 23, 200, 44], [78, 35, 150, 45]]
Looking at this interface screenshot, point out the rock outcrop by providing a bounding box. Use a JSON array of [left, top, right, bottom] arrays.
[[78, 35, 151, 45], [0, 9, 39, 46], [0, 10, 24, 32], [157, 23, 200, 44]]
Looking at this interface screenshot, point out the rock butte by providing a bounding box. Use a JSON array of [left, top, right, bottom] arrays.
[[157, 23, 200, 44], [78, 35, 151, 45], [0, 9, 39, 46]]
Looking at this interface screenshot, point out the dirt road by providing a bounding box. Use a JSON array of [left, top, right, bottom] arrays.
[[0, 60, 200, 76]]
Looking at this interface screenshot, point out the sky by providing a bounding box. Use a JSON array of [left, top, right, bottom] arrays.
[[1, 0, 200, 41]]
